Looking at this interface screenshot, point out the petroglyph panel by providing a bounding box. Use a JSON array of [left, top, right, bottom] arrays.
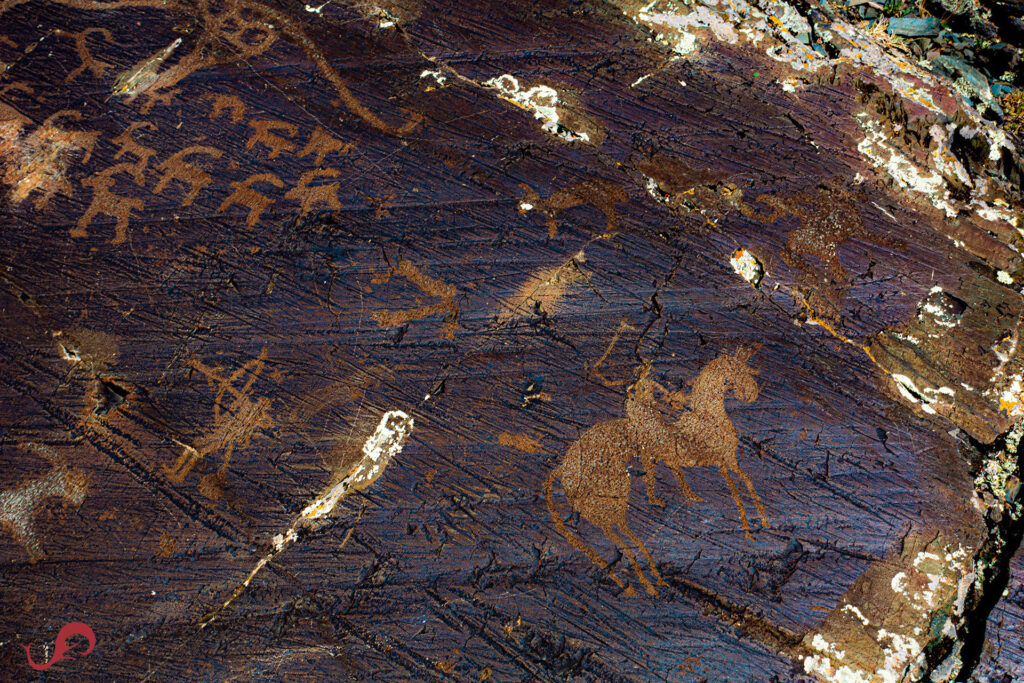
[[1, 0, 1022, 680]]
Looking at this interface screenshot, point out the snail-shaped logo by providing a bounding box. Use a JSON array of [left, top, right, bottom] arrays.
[[23, 621, 96, 671]]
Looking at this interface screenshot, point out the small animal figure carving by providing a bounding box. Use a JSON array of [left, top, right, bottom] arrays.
[[165, 348, 274, 484], [741, 180, 904, 324], [74, 163, 145, 244], [204, 93, 247, 123], [217, 172, 284, 227], [544, 348, 768, 596], [284, 168, 342, 214], [111, 121, 157, 184], [0, 443, 88, 562], [371, 256, 460, 339], [154, 145, 223, 207], [519, 179, 627, 238], [298, 126, 355, 166], [246, 119, 298, 159]]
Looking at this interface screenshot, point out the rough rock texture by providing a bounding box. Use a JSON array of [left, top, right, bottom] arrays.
[[0, 0, 1022, 681]]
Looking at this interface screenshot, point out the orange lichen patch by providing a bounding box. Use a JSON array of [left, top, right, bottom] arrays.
[[0, 113, 97, 209], [498, 249, 589, 323], [372, 257, 460, 338], [497, 431, 541, 454]]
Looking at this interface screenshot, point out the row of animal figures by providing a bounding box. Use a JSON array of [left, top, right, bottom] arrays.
[[545, 346, 770, 597]]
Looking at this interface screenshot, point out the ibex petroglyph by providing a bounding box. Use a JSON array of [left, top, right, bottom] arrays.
[[545, 347, 769, 596]]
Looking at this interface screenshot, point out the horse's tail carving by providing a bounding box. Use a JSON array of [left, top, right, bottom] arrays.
[[543, 463, 633, 595]]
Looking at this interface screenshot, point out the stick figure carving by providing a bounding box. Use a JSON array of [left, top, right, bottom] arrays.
[[544, 347, 768, 596], [165, 348, 274, 484]]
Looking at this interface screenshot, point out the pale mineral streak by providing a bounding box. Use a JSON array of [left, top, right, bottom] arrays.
[[199, 410, 413, 629]]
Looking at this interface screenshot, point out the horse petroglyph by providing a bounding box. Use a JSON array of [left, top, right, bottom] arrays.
[[544, 347, 769, 596]]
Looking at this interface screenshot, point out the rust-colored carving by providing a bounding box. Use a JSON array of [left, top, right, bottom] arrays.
[[139, 87, 179, 114], [57, 27, 113, 82], [544, 347, 768, 596], [297, 126, 355, 166], [74, 163, 145, 244], [246, 119, 297, 159], [284, 168, 342, 214], [0, 443, 88, 562], [111, 121, 157, 184], [154, 145, 223, 207], [519, 179, 627, 238], [217, 172, 284, 227], [204, 93, 246, 123], [742, 180, 905, 324], [1, 0, 421, 135], [165, 348, 274, 485], [371, 256, 460, 339]]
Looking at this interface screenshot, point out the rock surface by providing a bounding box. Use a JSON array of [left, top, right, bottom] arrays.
[[0, 0, 1022, 681]]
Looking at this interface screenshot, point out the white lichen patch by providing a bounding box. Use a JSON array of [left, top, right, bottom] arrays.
[[112, 37, 182, 97], [890, 374, 954, 416], [803, 538, 971, 683], [482, 75, 590, 144], [730, 247, 763, 287], [856, 114, 956, 218], [997, 270, 1014, 285], [420, 69, 447, 88]]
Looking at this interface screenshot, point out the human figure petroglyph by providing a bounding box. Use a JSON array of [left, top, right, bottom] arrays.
[[154, 145, 223, 207], [165, 348, 273, 485], [74, 163, 145, 244], [544, 347, 769, 596], [0, 442, 88, 562], [371, 256, 460, 339], [111, 121, 157, 184], [57, 27, 113, 82], [246, 119, 297, 159], [217, 172, 283, 227], [519, 179, 628, 238], [284, 168, 342, 214], [298, 126, 355, 167]]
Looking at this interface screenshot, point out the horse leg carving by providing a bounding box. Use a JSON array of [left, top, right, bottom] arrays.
[[720, 465, 754, 541], [643, 457, 666, 507], [666, 464, 703, 503], [733, 464, 770, 529], [617, 520, 667, 588], [597, 522, 657, 597], [544, 469, 631, 593]]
